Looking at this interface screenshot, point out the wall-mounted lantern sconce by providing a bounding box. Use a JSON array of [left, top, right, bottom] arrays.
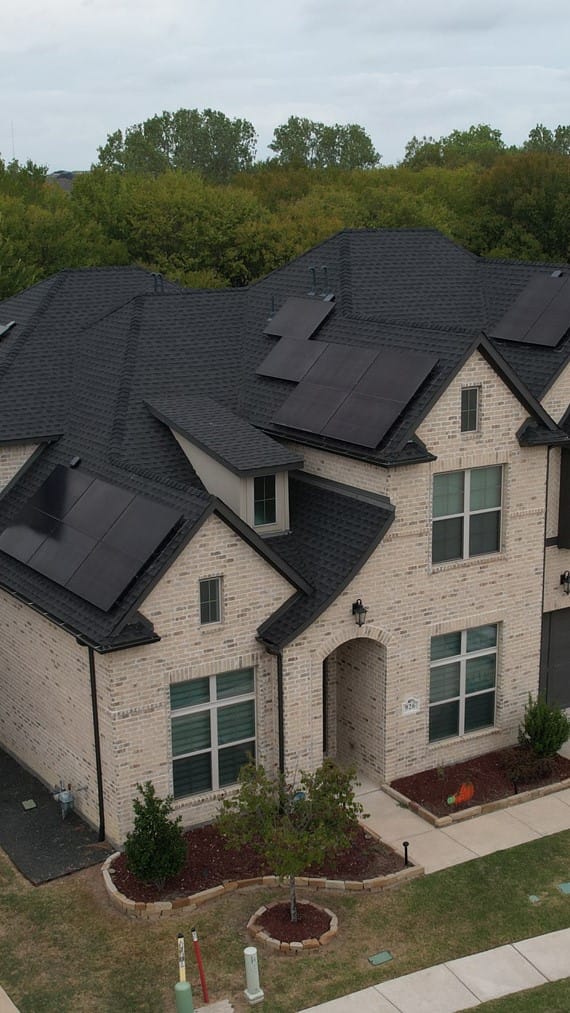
[[561, 571, 570, 595], [352, 598, 368, 626]]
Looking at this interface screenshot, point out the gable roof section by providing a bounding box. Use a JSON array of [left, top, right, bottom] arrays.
[[407, 333, 565, 453], [147, 395, 302, 476], [258, 472, 394, 649], [0, 440, 308, 650], [235, 232, 569, 464]]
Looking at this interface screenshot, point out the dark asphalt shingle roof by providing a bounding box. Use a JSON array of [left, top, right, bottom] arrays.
[[147, 395, 302, 476], [1, 229, 569, 649], [259, 473, 394, 649]]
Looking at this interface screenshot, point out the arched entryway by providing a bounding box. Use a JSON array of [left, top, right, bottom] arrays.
[[322, 632, 388, 783]]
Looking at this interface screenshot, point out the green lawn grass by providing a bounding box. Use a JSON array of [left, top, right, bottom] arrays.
[[0, 830, 569, 1012], [477, 979, 570, 1012]]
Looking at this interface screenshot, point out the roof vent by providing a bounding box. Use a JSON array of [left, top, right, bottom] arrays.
[[308, 266, 317, 295], [0, 320, 16, 339], [69, 456, 81, 468], [552, 270, 563, 278], [151, 272, 165, 293], [268, 295, 276, 320]]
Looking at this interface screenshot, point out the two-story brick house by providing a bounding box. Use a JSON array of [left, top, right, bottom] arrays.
[[1, 229, 569, 845]]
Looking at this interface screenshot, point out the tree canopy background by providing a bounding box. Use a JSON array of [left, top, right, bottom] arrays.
[[0, 114, 568, 300]]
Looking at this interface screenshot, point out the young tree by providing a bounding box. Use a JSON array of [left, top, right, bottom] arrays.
[[217, 759, 363, 922]]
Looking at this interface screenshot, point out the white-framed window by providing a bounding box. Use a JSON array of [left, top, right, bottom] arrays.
[[253, 474, 276, 526], [199, 577, 221, 625], [170, 669, 255, 797], [429, 625, 497, 742], [432, 466, 502, 564], [461, 387, 479, 432]]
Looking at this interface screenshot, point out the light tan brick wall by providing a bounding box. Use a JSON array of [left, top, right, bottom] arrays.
[[280, 351, 548, 782], [0, 443, 39, 492], [95, 513, 294, 842], [335, 638, 387, 780], [541, 362, 570, 423], [0, 592, 104, 830]]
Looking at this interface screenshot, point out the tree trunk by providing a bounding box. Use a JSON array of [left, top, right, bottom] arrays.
[[289, 875, 298, 922]]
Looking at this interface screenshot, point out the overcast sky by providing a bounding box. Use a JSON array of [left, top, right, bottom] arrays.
[[2, 0, 570, 171]]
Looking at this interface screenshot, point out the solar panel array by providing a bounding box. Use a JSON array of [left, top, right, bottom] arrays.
[[272, 345, 437, 449], [490, 273, 570, 347], [0, 465, 181, 611], [263, 297, 334, 340]]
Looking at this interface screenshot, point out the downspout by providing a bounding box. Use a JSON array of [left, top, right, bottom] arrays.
[[541, 446, 551, 617], [88, 646, 106, 842], [538, 446, 552, 697], [277, 651, 285, 774]]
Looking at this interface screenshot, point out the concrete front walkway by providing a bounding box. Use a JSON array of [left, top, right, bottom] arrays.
[[354, 774, 570, 874], [299, 927, 570, 1012]]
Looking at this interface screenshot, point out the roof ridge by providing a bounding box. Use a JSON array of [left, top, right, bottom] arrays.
[[0, 272, 67, 387], [110, 296, 144, 460]]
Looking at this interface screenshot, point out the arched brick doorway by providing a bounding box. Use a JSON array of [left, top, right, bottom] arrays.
[[323, 634, 388, 783]]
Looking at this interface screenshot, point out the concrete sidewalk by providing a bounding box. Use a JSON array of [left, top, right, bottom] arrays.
[[299, 927, 570, 1011]]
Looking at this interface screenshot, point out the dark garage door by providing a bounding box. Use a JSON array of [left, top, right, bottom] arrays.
[[540, 609, 570, 708]]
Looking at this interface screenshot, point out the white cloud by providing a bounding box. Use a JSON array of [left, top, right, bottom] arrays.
[[1, 0, 569, 169]]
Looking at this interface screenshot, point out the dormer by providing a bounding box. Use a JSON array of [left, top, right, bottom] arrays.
[[147, 396, 302, 535]]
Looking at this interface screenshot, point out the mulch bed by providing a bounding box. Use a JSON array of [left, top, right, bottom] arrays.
[[391, 745, 570, 818], [255, 901, 331, 943], [111, 823, 404, 903]]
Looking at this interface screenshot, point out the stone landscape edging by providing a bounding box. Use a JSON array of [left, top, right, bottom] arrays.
[[101, 824, 424, 920], [383, 776, 570, 828], [247, 900, 338, 952]]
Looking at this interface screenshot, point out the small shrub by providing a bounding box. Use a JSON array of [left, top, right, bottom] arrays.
[[518, 694, 570, 758], [123, 781, 186, 888], [503, 746, 554, 790]]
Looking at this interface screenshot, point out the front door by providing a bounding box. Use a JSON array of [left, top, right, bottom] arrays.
[[540, 609, 570, 708]]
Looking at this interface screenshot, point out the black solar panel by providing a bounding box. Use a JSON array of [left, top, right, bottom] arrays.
[[64, 478, 135, 539], [322, 394, 404, 447], [29, 522, 96, 584], [263, 297, 334, 340], [304, 344, 377, 390], [102, 495, 181, 562], [356, 348, 438, 400], [67, 543, 141, 612], [273, 382, 346, 433], [29, 465, 93, 519], [256, 337, 328, 382], [0, 467, 182, 612], [0, 506, 57, 563], [490, 274, 570, 347]]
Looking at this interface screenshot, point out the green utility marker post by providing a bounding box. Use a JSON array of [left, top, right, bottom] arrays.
[[175, 933, 194, 1013]]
